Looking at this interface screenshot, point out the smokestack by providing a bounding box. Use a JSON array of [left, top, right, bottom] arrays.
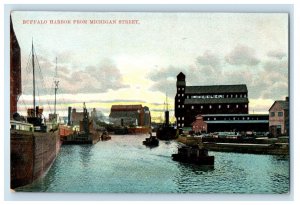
[[68, 107, 71, 126], [165, 110, 169, 127]]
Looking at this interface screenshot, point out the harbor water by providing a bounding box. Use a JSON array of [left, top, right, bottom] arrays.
[[16, 134, 289, 193]]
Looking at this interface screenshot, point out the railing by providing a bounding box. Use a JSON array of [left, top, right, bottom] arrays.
[[10, 120, 33, 132]]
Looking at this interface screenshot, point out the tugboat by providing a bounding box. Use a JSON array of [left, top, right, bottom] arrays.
[[143, 133, 159, 147], [172, 143, 214, 165], [156, 95, 177, 140], [101, 131, 111, 141]]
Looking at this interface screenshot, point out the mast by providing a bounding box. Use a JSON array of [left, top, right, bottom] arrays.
[[32, 40, 36, 117], [54, 57, 59, 114]]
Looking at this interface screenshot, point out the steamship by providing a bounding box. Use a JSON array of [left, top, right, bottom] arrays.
[[10, 17, 61, 189]]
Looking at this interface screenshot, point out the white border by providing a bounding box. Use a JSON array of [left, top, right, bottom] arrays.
[[1, 1, 298, 204]]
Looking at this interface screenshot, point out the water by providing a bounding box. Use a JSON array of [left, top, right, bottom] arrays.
[[16, 134, 290, 193]]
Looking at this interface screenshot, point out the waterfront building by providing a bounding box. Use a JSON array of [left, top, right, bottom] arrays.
[[192, 114, 269, 133], [175, 72, 249, 128], [109, 105, 151, 127], [269, 97, 289, 136]]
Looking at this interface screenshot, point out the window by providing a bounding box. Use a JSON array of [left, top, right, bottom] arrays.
[[244, 94, 247, 98], [178, 105, 180, 108], [201, 105, 203, 109], [236, 104, 239, 108], [182, 105, 185, 108], [219, 105, 221, 109], [245, 104, 248, 108], [236, 94, 238, 98], [191, 106, 194, 110], [178, 99, 180, 102], [182, 94, 184, 97], [182, 123, 184, 127], [214, 118, 216, 120], [271, 112, 275, 117], [209, 105, 212, 109], [278, 112, 283, 117], [227, 105, 230, 108], [207, 118, 210, 121], [182, 117, 184, 120], [178, 88, 180, 91], [182, 88, 185, 91]]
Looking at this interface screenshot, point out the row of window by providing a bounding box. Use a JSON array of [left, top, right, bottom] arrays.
[[270, 111, 283, 117], [177, 104, 248, 109], [206, 117, 261, 121], [177, 94, 247, 99], [178, 88, 185, 91], [177, 117, 185, 121], [191, 94, 247, 99]]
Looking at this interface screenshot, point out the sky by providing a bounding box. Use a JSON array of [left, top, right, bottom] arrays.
[[11, 11, 289, 122]]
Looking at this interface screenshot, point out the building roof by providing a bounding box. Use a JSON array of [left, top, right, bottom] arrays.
[[185, 84, 247, 94], [111, 105, 143, 111], [184, 98, 249, 105], [269, 100, 289, 111]]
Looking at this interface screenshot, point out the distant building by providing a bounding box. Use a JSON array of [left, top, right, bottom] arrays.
[[109, 105, 151, 127], [71, 108, 89, 126], [269, 97, 289, 136], [192, 115, 207, 133], [175, 72, 249, 128]]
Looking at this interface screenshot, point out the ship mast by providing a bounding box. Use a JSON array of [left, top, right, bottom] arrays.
[[32, 40, 36, 117], [54, 57, 59, 114]]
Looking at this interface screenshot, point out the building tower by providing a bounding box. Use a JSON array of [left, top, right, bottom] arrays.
[[175, 72, 186, 128]]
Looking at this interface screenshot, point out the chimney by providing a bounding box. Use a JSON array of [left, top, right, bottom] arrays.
[[68, 107, 72, 126]]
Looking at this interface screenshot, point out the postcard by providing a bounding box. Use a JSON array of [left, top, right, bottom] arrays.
[[9, 11, 289, 194]]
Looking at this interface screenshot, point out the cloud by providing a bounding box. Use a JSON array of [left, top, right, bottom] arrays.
[[248, 59, 288, 99], [267, 50, 287, 60], [148, 48, 288, 107], [225, 44, 260, 66], [21, 57, 129, 95], [196, 50, 220, 67], [149, 65, 185, 97]]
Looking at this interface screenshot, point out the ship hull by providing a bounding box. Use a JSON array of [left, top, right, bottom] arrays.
[[156, 127, 177, 140], [10, 129, 61, 189], [172, 154, 214, 165]]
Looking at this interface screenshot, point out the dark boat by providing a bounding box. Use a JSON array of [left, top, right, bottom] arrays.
[[143, 133, 159, 147], [172, 144, 214, 165], [101, 131, 111, 141], [156, 95, 177, 140], [61, 103, 102, 145]]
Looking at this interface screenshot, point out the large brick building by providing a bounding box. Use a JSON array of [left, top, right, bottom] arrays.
[[175, 72, 249, 128], [109, 105, 151, 127]]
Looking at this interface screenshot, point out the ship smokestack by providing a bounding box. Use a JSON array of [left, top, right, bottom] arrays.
[[68, 107, 71, 126], [165, 110, 169, 127]]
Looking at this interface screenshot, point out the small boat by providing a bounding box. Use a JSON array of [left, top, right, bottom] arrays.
[[143, 133, 159, 147], [172, 144, 214, 165], [101, 131, 111, 141]]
